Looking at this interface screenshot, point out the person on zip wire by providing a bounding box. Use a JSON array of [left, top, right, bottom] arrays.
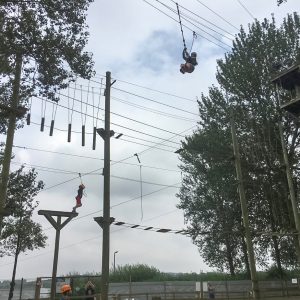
[[72, 183, 85, 212], [180, 47, 198, 74]]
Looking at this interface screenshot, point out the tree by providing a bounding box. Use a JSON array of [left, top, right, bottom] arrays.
[[0, 166, 46, 300], [0, 0, 94, 108], [177, 13, 300, 274], [0, 0, 94, 230], [109, 264, 161, 282], [277, 0, 287, 5]]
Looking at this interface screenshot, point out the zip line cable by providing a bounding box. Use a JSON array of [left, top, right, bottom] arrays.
[[11, 160, 179, 188], [95, 75, 197, 102], [172, 0, 234, 41], [174, 0, 236, 37], [148, 0, 232, 48], [68, 75, 197, 103], [110, 87, 199, 117], [111, 96, 198, 123], [236, 0, 255, 20], [59, 83, 198, 122], [141, 0, 230, 51], [11, 150, 181, 173], [195, 0, 240, 31]]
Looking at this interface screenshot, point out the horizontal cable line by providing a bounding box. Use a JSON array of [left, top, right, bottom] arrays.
[[34, 96, 186, 142], [111, 175, 180, 188], [11, 160, 180, 187], [28, 120, 180, 147], [195, 0, 240, 31], [117, 132, 180, 147], [72, 75, 197, 103], [66, 84, 197, 122], [110, 87, 199, 117], [11, 152, 180, 173], [104, 76, 196, 102], [13, 145, 104, 161], [141, 0, 230, 51], [112, 96, 198, 123], [57, 92, 188, 137], [116, 137, 177, 153], [89, 79, 199, 117], [11, 161, 77, 175]]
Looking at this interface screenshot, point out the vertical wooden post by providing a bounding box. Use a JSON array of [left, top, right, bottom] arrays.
[[278, 122, 300, 262], [0, 52, 22, 232], [230, 116, 260, 299]]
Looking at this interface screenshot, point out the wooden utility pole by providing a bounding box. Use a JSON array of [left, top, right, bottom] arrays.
[[278, 122, 300, 261], [0, 52, 22, 231], [94, 71, 115, 300], [230, 117, 260, 299]]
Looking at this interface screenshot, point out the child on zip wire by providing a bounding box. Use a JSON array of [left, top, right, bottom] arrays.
[[72, 173, 86, 212], [72, 184, 85, 212]]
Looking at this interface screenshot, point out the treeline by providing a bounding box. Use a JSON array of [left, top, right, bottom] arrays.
[[177, 12, 300, 276]]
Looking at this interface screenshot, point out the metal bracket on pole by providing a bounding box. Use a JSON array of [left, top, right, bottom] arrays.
[[96, 128, 115, 140], [94, 216, 115, 229]]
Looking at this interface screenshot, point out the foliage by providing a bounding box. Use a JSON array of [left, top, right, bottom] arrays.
[[110, 264, 161, 282], [0, 166, 46, 257], [177, 13, 300, 275], [0, 0, 94, 133], [277, 0, 287, 5]]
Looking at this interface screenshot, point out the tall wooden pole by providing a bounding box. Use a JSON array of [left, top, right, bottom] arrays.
[[230, 116, 260, 299], [101, 71, 112, 300], [0, 52, 22, 232], [278, 122, 300, 262]]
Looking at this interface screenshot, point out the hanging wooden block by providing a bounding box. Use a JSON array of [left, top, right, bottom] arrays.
[[40, 117, 45, 131], [49, 120, 54, 136], [82, 125, 85, 146], [68, 123, 72, 142], [26, 113, 30, 125], [92, 127, 96, 150]]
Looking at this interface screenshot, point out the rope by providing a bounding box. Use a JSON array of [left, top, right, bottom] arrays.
[[176, 3, 187, 49], [189, 31, 197, 53]]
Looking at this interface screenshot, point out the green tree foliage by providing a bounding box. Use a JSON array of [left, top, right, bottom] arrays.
[[0, 166, 46, 255], [0, 0, 94, 132], [277, 0, 287, 5], [0, 166, 46, 300], [177, 13, 300, 274], [110, 264, 161, 282]]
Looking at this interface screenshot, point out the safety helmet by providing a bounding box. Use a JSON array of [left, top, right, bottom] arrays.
[[191, 52, 197, 57], [61, 284, 72, 294]]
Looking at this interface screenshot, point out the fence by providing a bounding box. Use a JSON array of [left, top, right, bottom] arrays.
[[2, 279, 300, 300]]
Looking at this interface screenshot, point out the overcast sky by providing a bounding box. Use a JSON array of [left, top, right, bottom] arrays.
[[1, 0, 299, 280]]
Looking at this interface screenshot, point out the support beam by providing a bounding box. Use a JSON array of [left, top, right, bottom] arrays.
[[38, 210, 78, 300]]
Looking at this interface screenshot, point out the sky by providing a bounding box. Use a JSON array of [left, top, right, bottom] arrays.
[[1, 0, 300, 281]]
